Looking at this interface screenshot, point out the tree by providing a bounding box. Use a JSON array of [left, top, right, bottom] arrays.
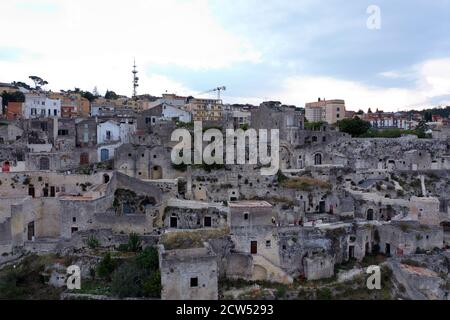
[[1, 91, 25, 107], [11, 81, 32, 91], [81, 91, 96, 102], [28, 76, 48, 90], [105, 90, 118, 100], [136, 247, 159, 270], [96, 252, 117, 279], [337, 117, 371, 137]]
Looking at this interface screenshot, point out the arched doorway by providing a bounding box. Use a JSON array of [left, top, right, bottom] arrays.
[[280, 146, 291, 169], [314, 153, 322, 165], [39, 157, 50, 170], [151, 165, 163, 179], [367, 208, 374, 221], [252, 265, 268, 281], [103, 174, 110, 184]]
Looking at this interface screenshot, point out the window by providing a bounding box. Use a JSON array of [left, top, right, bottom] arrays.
[[145, 117, 152, 124], [265, 240, 271, 248], [190, 277, 198, 288], [72, 217, 76, 222], [244, 212, 249, 220], [58, 129, 69, 136]]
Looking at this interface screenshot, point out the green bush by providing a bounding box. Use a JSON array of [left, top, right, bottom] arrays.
[[128, 233, 142, 252], [87, 235, 100, 249], [136, 247, 159, 270], [316, 288, 333, 300], [110, 247, 161, 298], [142, 270, 162, 298], [96, 253, 117, 279]]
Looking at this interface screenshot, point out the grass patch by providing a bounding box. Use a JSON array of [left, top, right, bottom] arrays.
[[281, 176, 331, 191], [160, 228, 229, 250]]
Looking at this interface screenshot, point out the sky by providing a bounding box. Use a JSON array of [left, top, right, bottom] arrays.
[[1, 0, 450, 111]]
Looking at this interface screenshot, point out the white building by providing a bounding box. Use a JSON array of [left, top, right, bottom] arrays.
[[23, 94, 61, 119], [146, 93, 187, 110], [161, 103, 192, 123], [91, 104, 115, 117], [97, 120, 121, 144]]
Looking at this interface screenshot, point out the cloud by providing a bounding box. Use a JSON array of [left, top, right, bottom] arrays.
[[269, 57, 450, 111], [0, 0, 261, 95]]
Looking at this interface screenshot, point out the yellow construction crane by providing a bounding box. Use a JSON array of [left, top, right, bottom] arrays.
[[198, 86, 226, 100]]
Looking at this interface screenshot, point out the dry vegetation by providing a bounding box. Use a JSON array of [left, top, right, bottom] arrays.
[[160, 227, 229, 250], [281, 176, 331, 191]]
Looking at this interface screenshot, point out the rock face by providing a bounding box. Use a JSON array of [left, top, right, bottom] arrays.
[[389, 260, 448, 300]]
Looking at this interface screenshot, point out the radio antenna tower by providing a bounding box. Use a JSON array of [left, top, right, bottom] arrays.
[[132, 58, 139, 99]]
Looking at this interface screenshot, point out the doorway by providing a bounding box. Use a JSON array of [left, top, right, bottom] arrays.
[[319, 201, 325, 213], [28, 185, 35, 198], [367, 209, 374, 221], [27, 221, 35, 241], [151, 166, 163, 180], [80, 152, 89, 165], [170, 216, 178, 228], [100, 148, 109, 161], [251, 241, 258, 254], [204, 216, 212, 227], [385, 243, 391, 256], [348, 245, 355, 259]]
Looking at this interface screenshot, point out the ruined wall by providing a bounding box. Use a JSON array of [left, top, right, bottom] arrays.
[[303, 254, 334, 280]]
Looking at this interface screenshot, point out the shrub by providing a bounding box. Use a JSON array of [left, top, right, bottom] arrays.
[[96, 253, 117, 279], [275, 287, 287, 299], [128, 233, 142, 252], [136, 247, 159, 271], [87, 235, 100, 249], [110, 248, 161, 298], [142, 270, 161, 298], [117, 243, 129, 252], [111, 262, 143, 298], [316, 288, 333, 300]]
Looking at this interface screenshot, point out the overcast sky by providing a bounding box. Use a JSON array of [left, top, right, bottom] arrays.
[[1, 0, 450, 111]]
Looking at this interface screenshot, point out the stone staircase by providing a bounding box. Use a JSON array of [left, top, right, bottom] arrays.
[[252, 254, 293, 285]]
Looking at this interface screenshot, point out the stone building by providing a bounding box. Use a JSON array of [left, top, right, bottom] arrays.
[[377, 221, 444, 257], [163, 199, 228, 230], [158, 243, 218, 300]]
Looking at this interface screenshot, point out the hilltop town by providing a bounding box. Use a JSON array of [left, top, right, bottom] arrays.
[[0, 78, 450, 300]]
